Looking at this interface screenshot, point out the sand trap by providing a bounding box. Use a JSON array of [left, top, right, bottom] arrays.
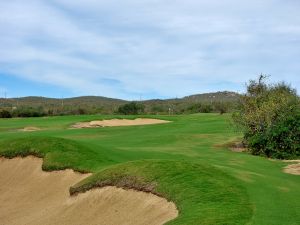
[[0, 157, 178, 225], [72, 118, 170, 128], [283, 161, 300, 175], [18, 126, 41, 132]]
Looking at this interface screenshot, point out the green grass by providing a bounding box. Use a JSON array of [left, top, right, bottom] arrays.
[[0, 114, 299, 224], [71, 160, 252, 225]]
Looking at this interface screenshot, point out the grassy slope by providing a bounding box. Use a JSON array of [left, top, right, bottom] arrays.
[[0, 114, 299, 224], [71, 160, 252, 225]]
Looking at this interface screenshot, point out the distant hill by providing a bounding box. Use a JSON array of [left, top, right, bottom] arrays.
[[0, 91, 240, 115], [181, 91, 239, 102]]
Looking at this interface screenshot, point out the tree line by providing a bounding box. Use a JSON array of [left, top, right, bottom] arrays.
[[0, 101, 235, 118]]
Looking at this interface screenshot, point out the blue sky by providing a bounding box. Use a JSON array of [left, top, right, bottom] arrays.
[[0, 0, 300, 100]]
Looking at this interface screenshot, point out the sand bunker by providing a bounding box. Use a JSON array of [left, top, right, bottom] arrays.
[[72, 118, 170, 128], [18, 126, 41, 132], [0, 157, 178, 225], [283, 160, 300, 175]]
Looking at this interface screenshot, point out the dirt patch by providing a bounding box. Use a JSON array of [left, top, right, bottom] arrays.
[[283, 162, 300, 175], [230, 147, 246, 152], [0, 157, 178, 225], [214, 139, 247, 152], [71, 118, 170, 129], [18, 126, 41, 132]]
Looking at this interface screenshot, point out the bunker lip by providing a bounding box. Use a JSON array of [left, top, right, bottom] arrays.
[[0, 156, 178, 225], [71, 118, 170, 128]]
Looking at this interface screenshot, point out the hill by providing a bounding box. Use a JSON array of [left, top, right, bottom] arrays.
[[0, 91, 240, 116]]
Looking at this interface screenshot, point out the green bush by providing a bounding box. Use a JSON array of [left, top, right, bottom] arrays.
[[118, 102, 145, 115], [0, 110, 12, 118], [12, 107, 46, 117], [233, 75, 300, 159], [186, 103, 213, 113], [265, 112, 300, 159]]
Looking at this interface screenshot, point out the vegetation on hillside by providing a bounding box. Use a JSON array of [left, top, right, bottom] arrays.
[[0, 91, 238, 117], [233, 75, 300, 159]]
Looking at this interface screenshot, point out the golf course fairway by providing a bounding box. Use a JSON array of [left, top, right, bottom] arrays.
[[0, 114, 299, 224]]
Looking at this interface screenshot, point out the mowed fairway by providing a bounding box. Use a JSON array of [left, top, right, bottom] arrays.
[[0, 114, 299, 224]]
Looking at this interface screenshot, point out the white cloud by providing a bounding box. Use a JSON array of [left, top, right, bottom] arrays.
[[0, 0, 299, 99]]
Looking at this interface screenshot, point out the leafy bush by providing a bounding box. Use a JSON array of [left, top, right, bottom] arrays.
[[214, 102, 229, 114], [187, 103, 213, 113], [118, 102, 145, 115], [233, 75, 300, 159], [265, 112, 300, 159], [0, 110, 12, 118], [12, 107, 46, 117]]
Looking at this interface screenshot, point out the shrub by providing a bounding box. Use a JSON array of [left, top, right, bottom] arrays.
[[118, 102, 145, 115], [187, 103, 213, 113], [0, 110, 12, 118], [214, 102, 228, 114], [233, 75, 300, 159], [13, 107, 46, 117]]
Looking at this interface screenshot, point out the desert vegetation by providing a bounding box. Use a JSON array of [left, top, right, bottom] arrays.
[[0, 91, 238, 117], [233, 75, 300, 159]]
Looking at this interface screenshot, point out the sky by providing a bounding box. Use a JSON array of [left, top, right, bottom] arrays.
[[0, 0, 300, 100]]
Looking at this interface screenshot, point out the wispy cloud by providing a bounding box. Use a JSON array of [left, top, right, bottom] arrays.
[[0, 0, 299, 99]]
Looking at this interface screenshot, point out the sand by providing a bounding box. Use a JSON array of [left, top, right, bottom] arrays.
[[283, 161, 300, 175], [18, 126, 41, 132], [71, 118, 170, 128], [0, 157, 178, 225]]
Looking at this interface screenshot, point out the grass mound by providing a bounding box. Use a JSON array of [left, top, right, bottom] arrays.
[[0, 136, 102, 172], [71, 160, 253, 225]]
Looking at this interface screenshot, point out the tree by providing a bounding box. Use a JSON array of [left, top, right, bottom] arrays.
[[0, 110, 12, 118], [233, 75, 300, 159], [118, 102, 145, 115], [214, 102, 228, 114]]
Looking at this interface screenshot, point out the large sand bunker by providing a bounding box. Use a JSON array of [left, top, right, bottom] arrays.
[[0, 157, 178, 225], [72, 118, 170, 128]]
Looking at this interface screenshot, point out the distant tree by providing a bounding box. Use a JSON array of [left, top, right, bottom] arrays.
[[186, 103, 214, 113], [77, 108, 86, 115], [233, 75, 300, 159], [47, 109, 54, 116], [13, 107, 46, 117], [0, 110, 12, 118], [214, 102, 228, 114], [199, 103, 213, 113], [187, 103, 202, 113], [118, 102, 145, 115], [151, 105, 165, 114]]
